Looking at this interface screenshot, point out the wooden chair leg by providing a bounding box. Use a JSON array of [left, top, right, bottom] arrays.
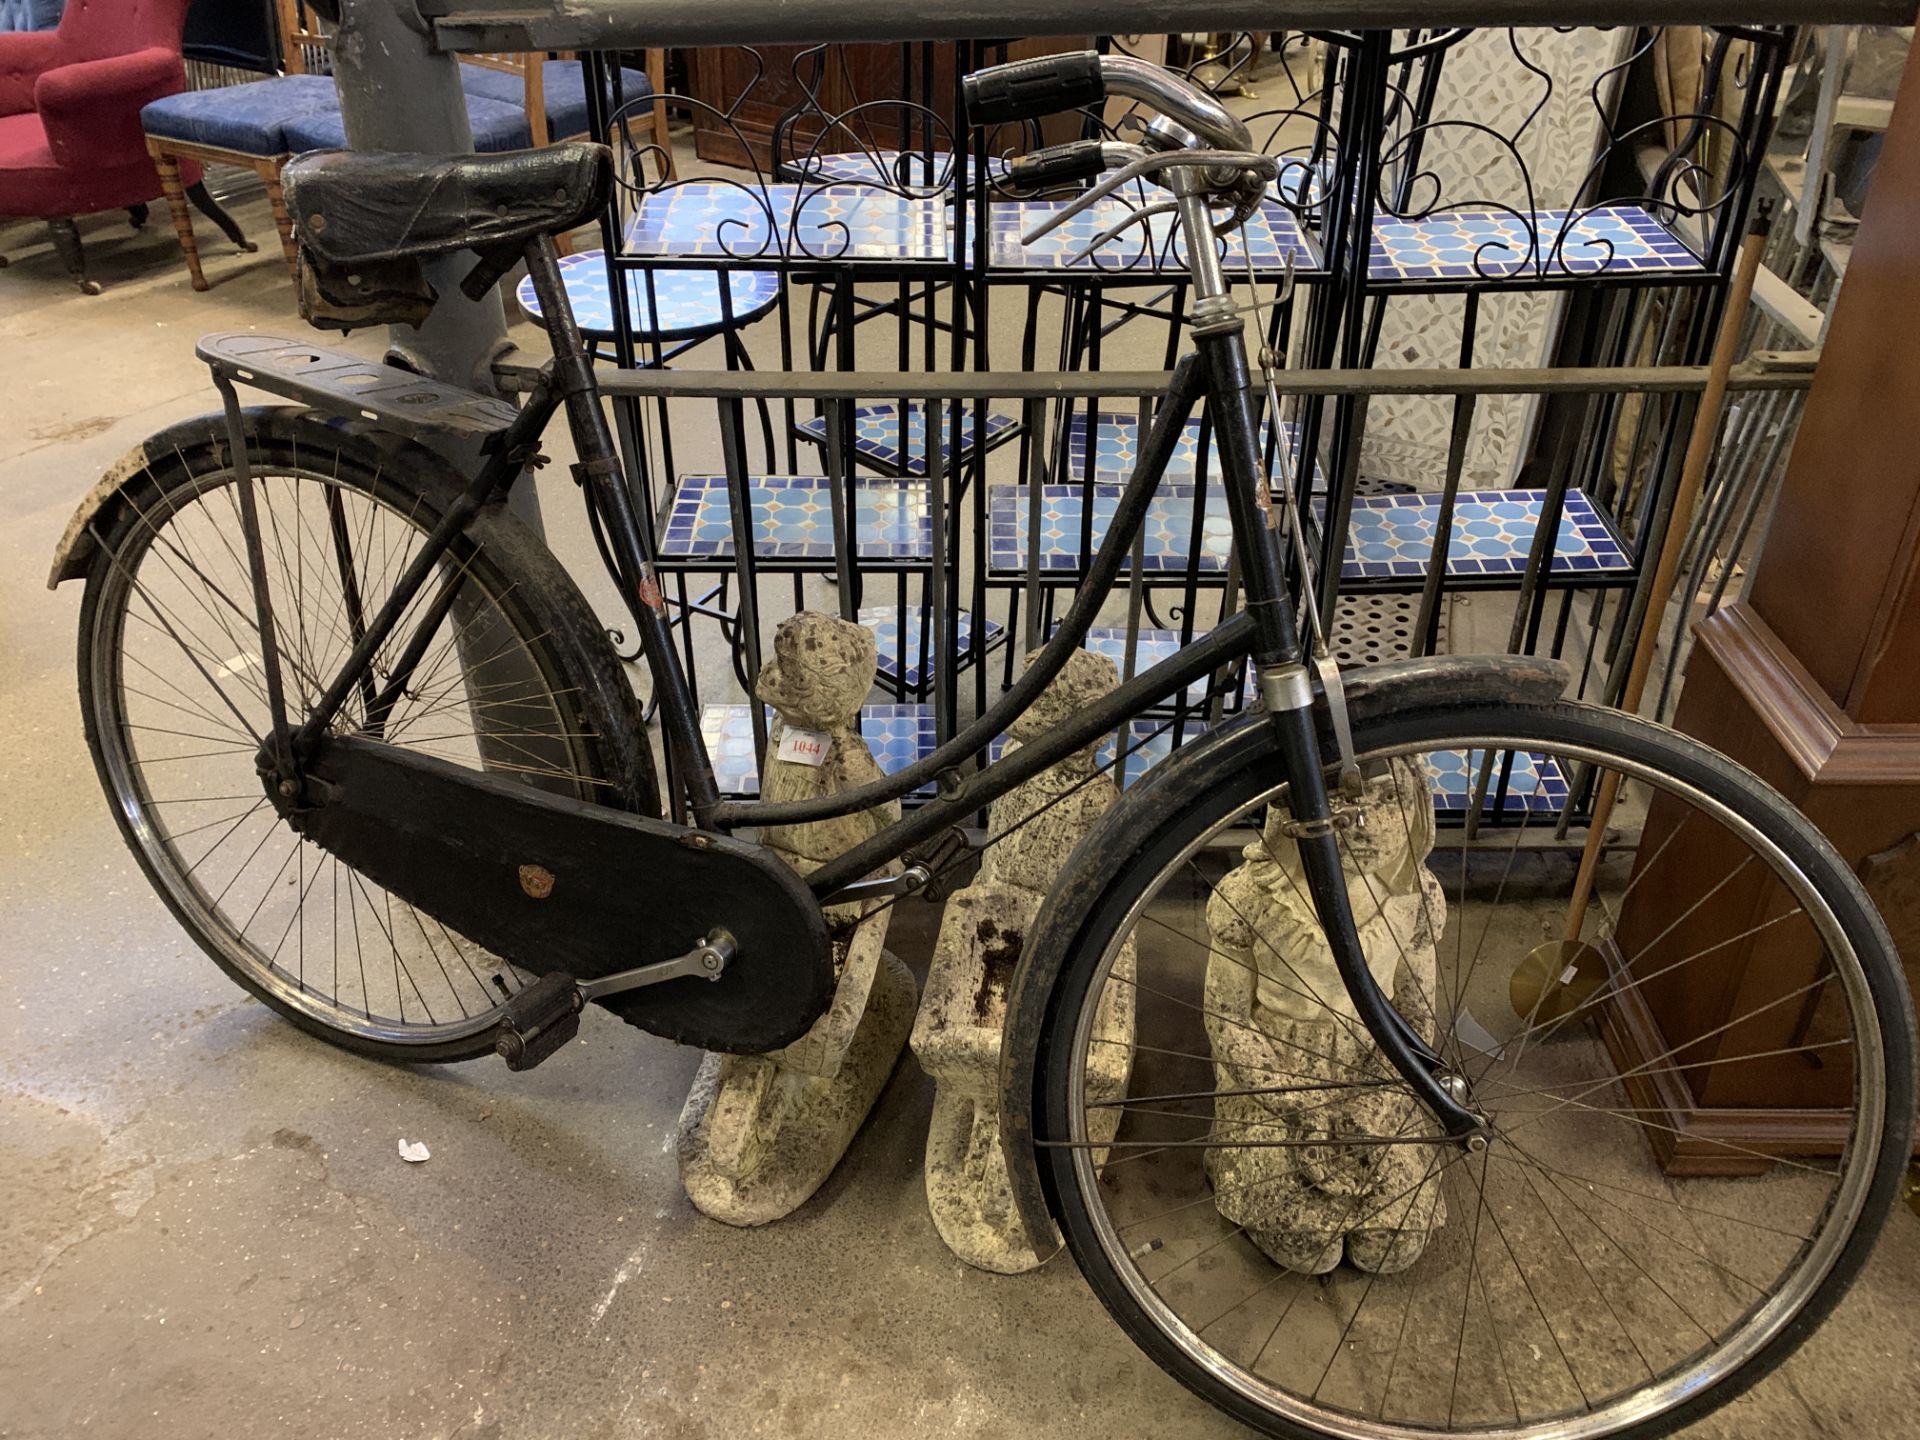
[[46, 216, 100, 295], [653, 100, 675, 181], [185, 180, 256, 254], [149, 144, 207, 291], [261, 159, 298, 276]]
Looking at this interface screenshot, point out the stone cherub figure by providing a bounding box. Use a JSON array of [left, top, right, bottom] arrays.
[[1203, 755, 1448, 1274], [676, 613, 918, 1226], [910, 649, 1135, 1272]]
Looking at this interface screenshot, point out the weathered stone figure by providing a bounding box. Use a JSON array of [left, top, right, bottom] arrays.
[[1203, 756, 1448, 1274], [910, 650, 1135, 1272], [676, 613, 918, 1225]]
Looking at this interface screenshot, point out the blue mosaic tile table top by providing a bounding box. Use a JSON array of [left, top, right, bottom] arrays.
[[1369, 205, 1702, 283], [1337, 489, 1630, 581], [701, 703, 935, 796], [1065, 411, 1319, 486], [861, 605, 1004, 690], [989, 198, 1317, 274], [794, 402, 1019, 476], [1429, 749, 1570, 813], [782, 148, 1007, 190], [514, 249, 779, 342], [626, 182, 952, 263], [659, 475, 931, 562], [989, 482, 1629, 581], [988, 481, 1235, 574]]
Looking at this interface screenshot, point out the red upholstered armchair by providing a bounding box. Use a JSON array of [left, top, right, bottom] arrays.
[[0, 0, 250, 291]]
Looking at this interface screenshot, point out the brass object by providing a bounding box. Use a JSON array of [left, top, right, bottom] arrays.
[[1510, 938, 1606, 1026]]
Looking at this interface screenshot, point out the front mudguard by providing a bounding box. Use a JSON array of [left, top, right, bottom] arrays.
[[995, 652, 1570, 1262]]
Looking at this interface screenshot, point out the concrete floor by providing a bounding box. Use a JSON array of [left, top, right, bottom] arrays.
[[4, 166, 1920, 1440]]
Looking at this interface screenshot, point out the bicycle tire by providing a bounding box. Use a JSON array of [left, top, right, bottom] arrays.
[[1033, 698, 1913, 1440], [75, 407, 658, 1063]]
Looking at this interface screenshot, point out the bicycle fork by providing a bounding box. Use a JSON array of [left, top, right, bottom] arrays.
[[1171, 176, 1484, 1144]]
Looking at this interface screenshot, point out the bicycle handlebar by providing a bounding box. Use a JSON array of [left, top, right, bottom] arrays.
[[1007, 138, 1118, 188], [962, 51, 1252, 154]]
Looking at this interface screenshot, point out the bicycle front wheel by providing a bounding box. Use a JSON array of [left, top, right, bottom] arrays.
[[1035, 700, 1912, 1440]]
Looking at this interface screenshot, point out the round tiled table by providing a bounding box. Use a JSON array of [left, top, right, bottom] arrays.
[[515, 249, 781, 344]]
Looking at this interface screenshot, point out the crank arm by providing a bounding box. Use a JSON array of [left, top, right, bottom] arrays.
[[818, 864, 931, 906], [577, 929, 735, 1001]]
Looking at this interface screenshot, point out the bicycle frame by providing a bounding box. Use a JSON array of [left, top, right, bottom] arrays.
[[263, 192, 1484, 1139]]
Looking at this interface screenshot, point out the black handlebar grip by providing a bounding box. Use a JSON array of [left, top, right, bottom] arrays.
[[1008, 139, 1108, 189], [962, 51, 1106, 126]]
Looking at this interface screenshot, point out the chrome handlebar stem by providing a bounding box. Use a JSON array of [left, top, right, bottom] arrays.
[[1097, 54, 1253, 154]]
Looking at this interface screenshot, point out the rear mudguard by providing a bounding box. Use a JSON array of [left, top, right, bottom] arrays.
[[995, 653, 1570, 1261], [47, 406, 462, 590]]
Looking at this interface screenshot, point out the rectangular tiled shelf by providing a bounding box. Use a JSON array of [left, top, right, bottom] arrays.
[[1338, 489, 1630, 581], [987, 481, 1234, 575], [700, 703, 936, 797], [862, 605, 1005, 691], [988, 483, 1628, 582], [1064, 411, 1319, 487], [1369, 204, 1703, 283], [626, 182, 952, 263], [780, 149, 1006, 189], [1428, 750, 1570, 814], [794, 402, 1019, 476], [659, 475, 931, 563], [990, 198, 1316, 274]]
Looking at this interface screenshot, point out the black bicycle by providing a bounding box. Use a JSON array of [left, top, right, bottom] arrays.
[[53, 50, 1914, 1440]]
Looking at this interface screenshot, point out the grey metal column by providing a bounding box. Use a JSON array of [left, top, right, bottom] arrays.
[[323, 0, 563, 797], [329, 0, 516, 395]]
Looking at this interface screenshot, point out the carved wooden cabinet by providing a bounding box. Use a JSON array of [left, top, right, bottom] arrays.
[[684, 40, 1090, 173]]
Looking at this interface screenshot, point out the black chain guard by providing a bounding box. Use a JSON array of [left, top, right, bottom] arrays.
[[291, 735, 835, 1053]]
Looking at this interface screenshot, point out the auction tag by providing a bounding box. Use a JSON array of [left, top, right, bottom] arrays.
[[776, 727, 832, 767]]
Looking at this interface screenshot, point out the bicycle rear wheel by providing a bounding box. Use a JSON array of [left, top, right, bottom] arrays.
[[75, 408, 657, 1062], [1035, 700, 1912, 1440]]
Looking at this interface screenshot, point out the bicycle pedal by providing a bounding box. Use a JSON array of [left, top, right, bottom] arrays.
[[493, 972, 584, 1072]]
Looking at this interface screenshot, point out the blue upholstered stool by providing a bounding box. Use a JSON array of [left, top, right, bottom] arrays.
[[515, 249, 780, 347], [0, 0, 62, 30], [139, 56, 666, 290]]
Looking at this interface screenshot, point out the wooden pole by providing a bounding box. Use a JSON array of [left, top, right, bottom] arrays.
[[1561, 204, 1774, 945]]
